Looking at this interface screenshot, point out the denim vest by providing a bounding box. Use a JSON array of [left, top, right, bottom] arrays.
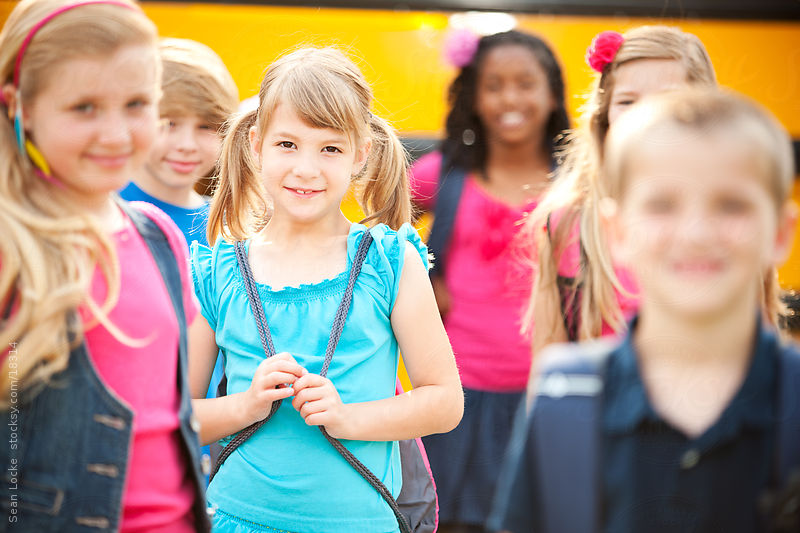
[[0, 201, 210, 532]]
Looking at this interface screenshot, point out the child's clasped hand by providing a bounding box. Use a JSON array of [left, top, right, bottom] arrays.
[[241, 352, 307, 424], [241, 352, 349, 437]]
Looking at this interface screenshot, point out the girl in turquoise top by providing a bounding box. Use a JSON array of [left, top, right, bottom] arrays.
[[189, 47, 464, 533]]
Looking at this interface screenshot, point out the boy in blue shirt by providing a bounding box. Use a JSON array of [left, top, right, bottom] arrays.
[[121, 38, 238, 248]]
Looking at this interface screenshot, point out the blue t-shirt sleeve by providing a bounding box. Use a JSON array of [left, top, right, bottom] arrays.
[[190, 240, 218, 329], [351, 223, 429, 311], [487, 401, 541, 532]]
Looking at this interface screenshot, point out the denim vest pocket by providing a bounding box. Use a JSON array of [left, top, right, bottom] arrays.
[[0, 477, 68, 532], [0, 477, 63, 515]]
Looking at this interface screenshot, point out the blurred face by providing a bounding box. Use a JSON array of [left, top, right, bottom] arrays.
[[145, 114, 221, 191], [250, 103, 369, 226], [611, 131, 793, 321], [475, 44, 555, 146], [23, 44, 159, 204], [607, 59, 688, 125]]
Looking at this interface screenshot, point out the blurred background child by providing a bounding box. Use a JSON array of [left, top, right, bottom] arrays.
[[0, 0, 208, 530], [490, 88, 800, 533], [120, 37, 238, 249], [410, 29, 569, 533], [524, 26, 717, 361]]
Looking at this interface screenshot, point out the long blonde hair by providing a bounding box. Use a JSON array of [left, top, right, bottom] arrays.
[[208, 47, 411, 243], [0, 0, 158, 405], [524, 26, 717, 340], [604, 89, 794, 326]]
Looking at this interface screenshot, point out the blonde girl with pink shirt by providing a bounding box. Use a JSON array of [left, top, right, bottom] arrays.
[[0, 1, 208, 530]]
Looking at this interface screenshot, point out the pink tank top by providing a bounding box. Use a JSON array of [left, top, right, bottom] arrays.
[[82, 202, 198, 533], [411, 152, 536, 391]]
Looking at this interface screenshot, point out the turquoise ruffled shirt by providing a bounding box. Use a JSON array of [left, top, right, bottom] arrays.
[[191, 223, 428, 533]]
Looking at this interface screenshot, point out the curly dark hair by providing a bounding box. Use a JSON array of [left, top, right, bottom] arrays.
[[441, 30, 570, 173]]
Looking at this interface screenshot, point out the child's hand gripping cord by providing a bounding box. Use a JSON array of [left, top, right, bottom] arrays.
[[241, 352, 307, 426], [291, 373, 349, 438]]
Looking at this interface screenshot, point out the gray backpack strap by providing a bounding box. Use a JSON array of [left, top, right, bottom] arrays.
[[309, 233, 413, 533], [209, 239, 280, 481], [211, 233, 374, 479]]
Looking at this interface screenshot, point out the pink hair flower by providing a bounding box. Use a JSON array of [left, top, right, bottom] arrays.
[[585, 30, 624, 73], [443, 28, 481, 68]]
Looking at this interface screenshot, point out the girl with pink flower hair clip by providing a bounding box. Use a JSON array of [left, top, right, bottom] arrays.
[[521, 26, 721, 369], [411, 28, 569, 533]]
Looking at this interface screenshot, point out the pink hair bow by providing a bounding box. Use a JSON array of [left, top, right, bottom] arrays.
[[585, 31, 624, 73]]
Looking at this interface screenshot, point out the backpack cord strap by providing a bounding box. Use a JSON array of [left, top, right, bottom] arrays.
[[319, 232, 372, 378], [235, 240, 277, 357], [320, 427, 411, 533], [209, 240, 280, 481], [313, 232, 412, 533]]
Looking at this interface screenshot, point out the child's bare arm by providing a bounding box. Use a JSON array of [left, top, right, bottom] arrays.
[[188, 314, 219, 399], [292, 242, 463, 441]]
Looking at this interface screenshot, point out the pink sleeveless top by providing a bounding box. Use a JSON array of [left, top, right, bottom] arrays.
[[411, 152, 536, 392], [82, 202, 198, 533]]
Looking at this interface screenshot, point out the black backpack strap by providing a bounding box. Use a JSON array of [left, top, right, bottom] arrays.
[[532, 341, 611, 533], [427, 157, 467, 278], [546, 214, 581, 342]]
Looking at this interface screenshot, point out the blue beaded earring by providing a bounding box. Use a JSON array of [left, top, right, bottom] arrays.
[[13, 98, 25, 154]]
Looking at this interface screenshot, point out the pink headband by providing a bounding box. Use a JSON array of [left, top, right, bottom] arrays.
[[585, 31, 625, 73], [3, 0, 134, 99]]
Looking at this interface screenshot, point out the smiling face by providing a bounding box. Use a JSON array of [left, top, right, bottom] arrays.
[[613, 131, 792, 321], [23, 44, 159, 206], [474, 44, 555, 147], [607, 58, 688, 126], [251, 103, 370, 227], [145, 113, 221, 191]]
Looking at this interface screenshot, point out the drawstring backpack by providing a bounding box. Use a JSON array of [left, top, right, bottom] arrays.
[[210, 230, 438, 533]]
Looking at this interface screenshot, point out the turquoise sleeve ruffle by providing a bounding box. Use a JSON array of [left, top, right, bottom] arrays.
[[347, 223, 429, 311], [190, 240, 218, 329]]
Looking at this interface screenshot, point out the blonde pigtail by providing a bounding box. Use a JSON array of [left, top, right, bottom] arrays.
[[208, 109, 268, 244], [357, 114, 412, 229]]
